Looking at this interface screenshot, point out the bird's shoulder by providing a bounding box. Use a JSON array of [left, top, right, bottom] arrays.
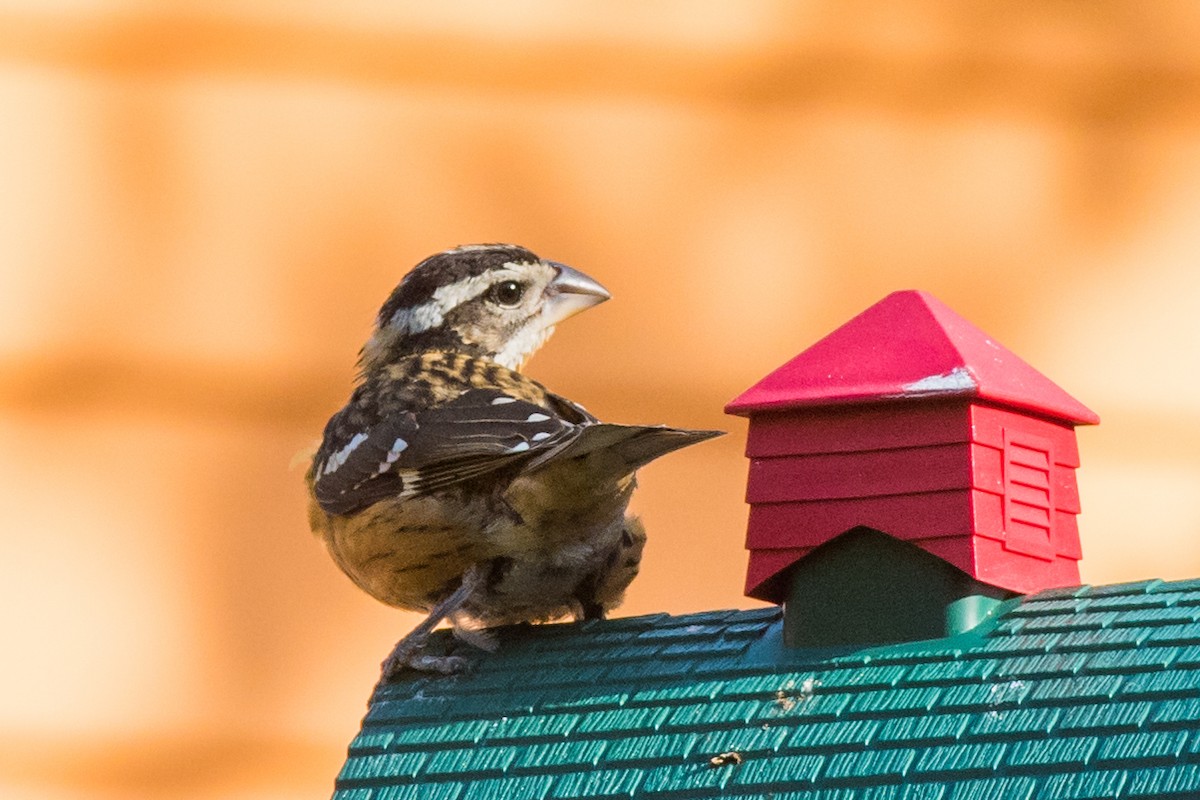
[[380, 351, 553, 409], [310, 352, 590, 515]]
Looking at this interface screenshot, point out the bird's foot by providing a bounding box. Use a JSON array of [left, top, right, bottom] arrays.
[[376, 564, 491, 681], [381, 642, 473, 678]]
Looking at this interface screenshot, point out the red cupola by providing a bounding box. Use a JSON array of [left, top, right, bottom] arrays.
[[726, 290, 1099, 611]]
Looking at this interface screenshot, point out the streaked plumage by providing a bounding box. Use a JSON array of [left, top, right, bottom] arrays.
[[306, 244, 720, 675]]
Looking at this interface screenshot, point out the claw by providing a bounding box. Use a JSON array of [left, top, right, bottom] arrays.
[[381, 645, 472, 678], [376, 563, 489, 681]]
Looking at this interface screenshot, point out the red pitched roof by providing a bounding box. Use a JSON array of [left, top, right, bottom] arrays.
[[725, 290, 1099, 425]]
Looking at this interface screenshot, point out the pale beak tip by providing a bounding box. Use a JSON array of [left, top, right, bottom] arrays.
[[548, 261, 611, 302]]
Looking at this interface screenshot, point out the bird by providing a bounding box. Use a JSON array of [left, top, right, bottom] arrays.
[[305, 244, 721, 677]]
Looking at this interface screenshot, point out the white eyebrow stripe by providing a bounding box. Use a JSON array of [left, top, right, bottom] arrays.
[[385, 266, 531, 335], [387, 302, 445, 335]]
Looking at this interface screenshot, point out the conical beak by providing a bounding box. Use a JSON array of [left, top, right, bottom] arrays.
[[542, 261, 611, 325]]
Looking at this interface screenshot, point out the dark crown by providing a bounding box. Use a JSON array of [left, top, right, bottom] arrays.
[[376, 244, 541, 327]]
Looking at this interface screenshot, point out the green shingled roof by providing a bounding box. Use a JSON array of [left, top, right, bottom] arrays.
[[334, 578, 1200, 799]]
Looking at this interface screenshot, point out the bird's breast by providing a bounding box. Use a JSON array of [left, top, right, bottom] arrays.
[[312, 493, 494, 611], [469, 454, 638, 624], [309, 453, 638, 620]]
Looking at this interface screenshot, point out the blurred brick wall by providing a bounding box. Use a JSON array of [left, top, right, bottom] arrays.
[[3, 3, 1200, 797]]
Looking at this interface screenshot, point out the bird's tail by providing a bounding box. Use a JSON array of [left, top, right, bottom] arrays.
[[537, 424, 723, 470]]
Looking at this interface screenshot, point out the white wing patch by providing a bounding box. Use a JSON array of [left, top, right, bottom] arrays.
[[315, 385, 578, 514], [323, 431, 368, 475], [375, 437, 410, 474], [395, 467, 423, 499]]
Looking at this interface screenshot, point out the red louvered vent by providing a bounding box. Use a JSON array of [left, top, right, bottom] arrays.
[[727, 290, 1099, 602], [1002, 430, 1055, 560]]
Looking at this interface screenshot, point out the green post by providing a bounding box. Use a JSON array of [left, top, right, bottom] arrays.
[[944, 594, 1008, 637], [783, 528, 1017, 649]]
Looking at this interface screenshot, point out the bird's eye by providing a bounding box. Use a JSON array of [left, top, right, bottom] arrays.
[[486, 280, 526, 307]]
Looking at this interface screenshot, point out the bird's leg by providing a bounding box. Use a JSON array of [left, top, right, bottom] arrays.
[[379, 564, 487, 679], [451, 613, 500, 652]]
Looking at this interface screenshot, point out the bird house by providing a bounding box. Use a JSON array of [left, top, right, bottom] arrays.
[[333, 289, 1200, 800], [726, 290, 1099, 612]]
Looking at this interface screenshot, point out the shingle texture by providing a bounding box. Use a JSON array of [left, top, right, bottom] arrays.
[[334, 578, 1200, 799]]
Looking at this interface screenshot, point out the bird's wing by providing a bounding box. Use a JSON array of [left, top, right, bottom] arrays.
[[543, 391, 600, 425], [524, 423, 724, 472], [312, 388, 579, 515]]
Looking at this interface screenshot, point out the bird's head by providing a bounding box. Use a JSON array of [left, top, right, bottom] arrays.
[[361, 244, 610, 373]]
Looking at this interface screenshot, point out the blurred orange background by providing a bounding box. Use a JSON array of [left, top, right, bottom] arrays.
[[4, 3, 1200, 797]]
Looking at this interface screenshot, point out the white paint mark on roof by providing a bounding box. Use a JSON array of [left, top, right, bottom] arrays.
[[901, 366, 977, 395]]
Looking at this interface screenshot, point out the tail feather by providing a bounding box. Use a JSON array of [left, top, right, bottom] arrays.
[[542, 424, 723, 469]]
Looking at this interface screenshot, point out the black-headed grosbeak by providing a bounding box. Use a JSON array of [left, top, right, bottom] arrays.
[[306, 244, 720, 676]]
